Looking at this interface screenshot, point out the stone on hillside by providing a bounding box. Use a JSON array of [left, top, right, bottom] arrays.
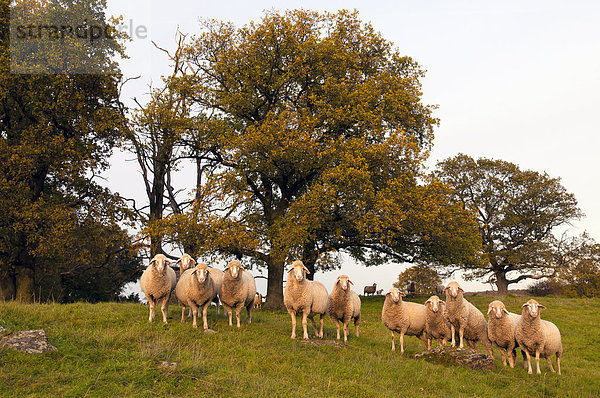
[[0, 329, 57, 354], [414, 346, 494, 370]]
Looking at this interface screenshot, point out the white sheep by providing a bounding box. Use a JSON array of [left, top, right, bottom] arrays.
[[140, 253, 177, 324], [175, 263, 223, 330], [443, 281, 494, 357], [328, 275, 361, 342], [381, 288, 427, 352], [424, 295, 453, 349], [487, 300, 524, 368], [253, 293, 263, 309], [220, 260, 256, 328], [515, 299, 562, 375], [283, 260, 328, 340]]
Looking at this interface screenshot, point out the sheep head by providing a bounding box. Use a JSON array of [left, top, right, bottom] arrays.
[[336, 275, 353, 291], [522, 299, 545, 318], [386, 288, 404, 303], [488, 300, 509, 319], [288, 260, 310, 282], [444, 281, 463, 300], [149, 254, 170, 274], [192, 263, 210, 284], [175, 253, 196, 273], [425, 295, 443, 313], [225, 260, 243, 279]]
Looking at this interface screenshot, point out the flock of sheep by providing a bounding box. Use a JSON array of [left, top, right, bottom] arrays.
[[140, 254, 563, 376]]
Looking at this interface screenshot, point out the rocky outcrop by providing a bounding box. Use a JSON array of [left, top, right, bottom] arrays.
[[0, 329, 57, 354], [414, 346, 494, 370]]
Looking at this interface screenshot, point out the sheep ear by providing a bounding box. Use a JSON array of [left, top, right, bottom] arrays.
[[399, 291, 406, 297], [191, 258, 197, 265], [521, 303, 529, 308], [149, 258, 156, 265], [303, 266, 311, 274], [458, 287, 464, 292], [440, 300, 445, 305], [539, 304, 546, 310], [174, 258, 181, 265], [348, 280, 353, 285], [443, 286, 449, 291], [487, 305, 493, 314], [503, 308, 510, 315], [191, 269, 197, 275], [425, 298, 432, 305]]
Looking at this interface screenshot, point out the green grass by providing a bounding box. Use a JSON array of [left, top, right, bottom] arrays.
[[0, 295, 598, 397]]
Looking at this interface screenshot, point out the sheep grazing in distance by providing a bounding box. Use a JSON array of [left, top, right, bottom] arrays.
[[328, 275, 361, 342], [254, 293, 263, 309], [487, 300, 524, 368], [220, 260, 256, 328], [516, 299, 563, 375], [363, 283, 377, 296], [424, 295, 453, 349], [443, 281, 494, 357], [284, 260, 328, 339], [376, 289, 383, 295], [381, 288, 427, 352], [175, 263, 223, 330], [140, 253, 177, 324]]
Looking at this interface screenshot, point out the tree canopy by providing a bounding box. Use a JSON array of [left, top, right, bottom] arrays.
[[152, 10, 481, 309], [0, 0, 142, 302], [436, 154, 583, 294]]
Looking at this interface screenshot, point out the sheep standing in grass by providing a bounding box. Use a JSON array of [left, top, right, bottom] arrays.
[[175, 263, 223, 330], [381, 288, 427, 352], [220, 260, 256, 328], [516, 299, 562, 375], [254, 293, 263, 309], [328, 275, 361, 342], [140, 254, 177, 324], [424, 295, 453, 349], [487, 300, 524, 368], [443, 281, 494, 357], [284, 260, 328, 339]]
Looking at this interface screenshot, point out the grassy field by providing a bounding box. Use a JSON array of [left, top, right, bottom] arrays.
[[0, 295, 598, 397]]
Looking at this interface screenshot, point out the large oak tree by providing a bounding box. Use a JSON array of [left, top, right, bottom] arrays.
[[156, 10, 481, 309], [436, 154, 583, 294]]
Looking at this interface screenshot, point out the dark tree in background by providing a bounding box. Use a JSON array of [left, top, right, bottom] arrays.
[[436, 154, 583, 294], [0, 0, 142, 302]]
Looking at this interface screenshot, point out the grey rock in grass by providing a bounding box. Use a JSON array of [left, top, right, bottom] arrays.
[[414, 346, 494, 370], [0, 329, 57, 354]]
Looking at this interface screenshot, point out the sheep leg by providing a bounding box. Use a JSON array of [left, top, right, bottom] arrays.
[[202, 302, 210, 330], [535, 350, 541, 375], [246, 304, 252, 324], [181, 306, 186, 323], [222, 303, 233, 326], [427, 337, 432, 350], [318, 315, 324, 338], [524, 349, 533, 374], [557, 355, 561, 375], [160, 296, 169, 325], [450, 325, 456, 347], [235, 305, 242, 328], [288, 309, 297, 339], [191, 304, 199, 328], [354, 317, 360, 337], [301, 311, 309, 340], [500, 349, 507, 366], [458, 326, 465, 348], [508, 348, 516, 368], [419, 333, 428, 349], [546, 357, 555, 373], [391, 331, 396, 351], [148, 299, 155, 323], [335, 320, 341, 340], [308, 314, 320, 338], [399, 332, 405, 353], [343, 319, 350, 343]]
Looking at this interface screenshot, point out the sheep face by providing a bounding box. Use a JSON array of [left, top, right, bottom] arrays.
[[225, 260, 243, 279], [488, 300, 509, 319], [336, 275, 353, 291], [288, 260, 310, 282], [444, 281, 463, 300], [425, 295, 443, 313], [150, 254, 170, 274], [522, 299, 545, 319], [177, 253, 196, 273], [386, 288, 404, 303], [193, 263, 210, 284]]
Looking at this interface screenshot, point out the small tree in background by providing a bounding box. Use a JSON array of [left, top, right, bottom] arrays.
[[556, 233, 600, 298], [393, 265, 442, 296]]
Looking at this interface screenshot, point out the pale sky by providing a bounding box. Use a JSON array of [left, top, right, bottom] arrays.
[[104, 0, 600, 295]]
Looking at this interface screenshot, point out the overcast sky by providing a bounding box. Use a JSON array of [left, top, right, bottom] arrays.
[[104, 0, 600, 294]]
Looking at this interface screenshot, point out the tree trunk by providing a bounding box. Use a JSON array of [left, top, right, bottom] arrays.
[[302, 241, 318, 281], [263, 258, 285, 310], [15, 264, 35, 303], [495, 271, 509, 295], [0, 269, 16, 301]]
